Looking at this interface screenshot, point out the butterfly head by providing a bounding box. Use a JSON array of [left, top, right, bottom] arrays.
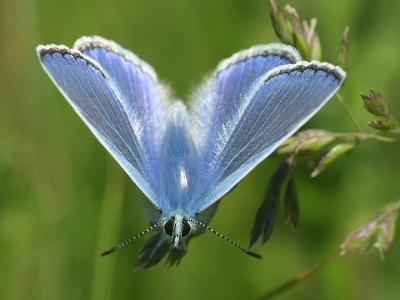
[[163, 215, 191, 250], [100, 201, 220, 270], [132, 214, 202, 270]]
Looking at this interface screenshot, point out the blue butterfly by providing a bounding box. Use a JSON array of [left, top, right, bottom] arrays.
[[37, 36, 345, 270]]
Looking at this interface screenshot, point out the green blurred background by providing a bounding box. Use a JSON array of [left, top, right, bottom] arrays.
[[1, 0, 400, 299]]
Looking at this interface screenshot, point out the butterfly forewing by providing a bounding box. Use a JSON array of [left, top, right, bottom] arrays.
[[37, 41, 164, 209], [193, 60, 345, 213]]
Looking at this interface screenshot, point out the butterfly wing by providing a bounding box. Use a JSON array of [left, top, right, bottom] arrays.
[[191, 44, 346, 213], [37, 36, 169, 210], [191, 44, 300, 162]]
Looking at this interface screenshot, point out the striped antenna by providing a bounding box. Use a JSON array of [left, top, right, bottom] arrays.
[[100, 219, 166, 256], [186, 218, 262, 259]]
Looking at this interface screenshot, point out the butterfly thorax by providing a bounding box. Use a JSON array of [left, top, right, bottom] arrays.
[[132, 104, 222, 268], [155, 102, 202, 215]]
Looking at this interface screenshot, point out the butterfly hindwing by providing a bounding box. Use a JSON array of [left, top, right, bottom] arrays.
[[75, 37, 169, 159], [191, 44, 301, 161]]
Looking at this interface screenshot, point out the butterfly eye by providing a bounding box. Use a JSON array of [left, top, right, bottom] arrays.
[[163, 217, 191, 237], [182, 219, 191, 237], [164, 218, 175, 236]]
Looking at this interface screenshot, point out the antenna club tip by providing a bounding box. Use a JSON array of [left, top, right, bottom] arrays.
[[100, 248, 116, 257], [246, 250, 263, 260]]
